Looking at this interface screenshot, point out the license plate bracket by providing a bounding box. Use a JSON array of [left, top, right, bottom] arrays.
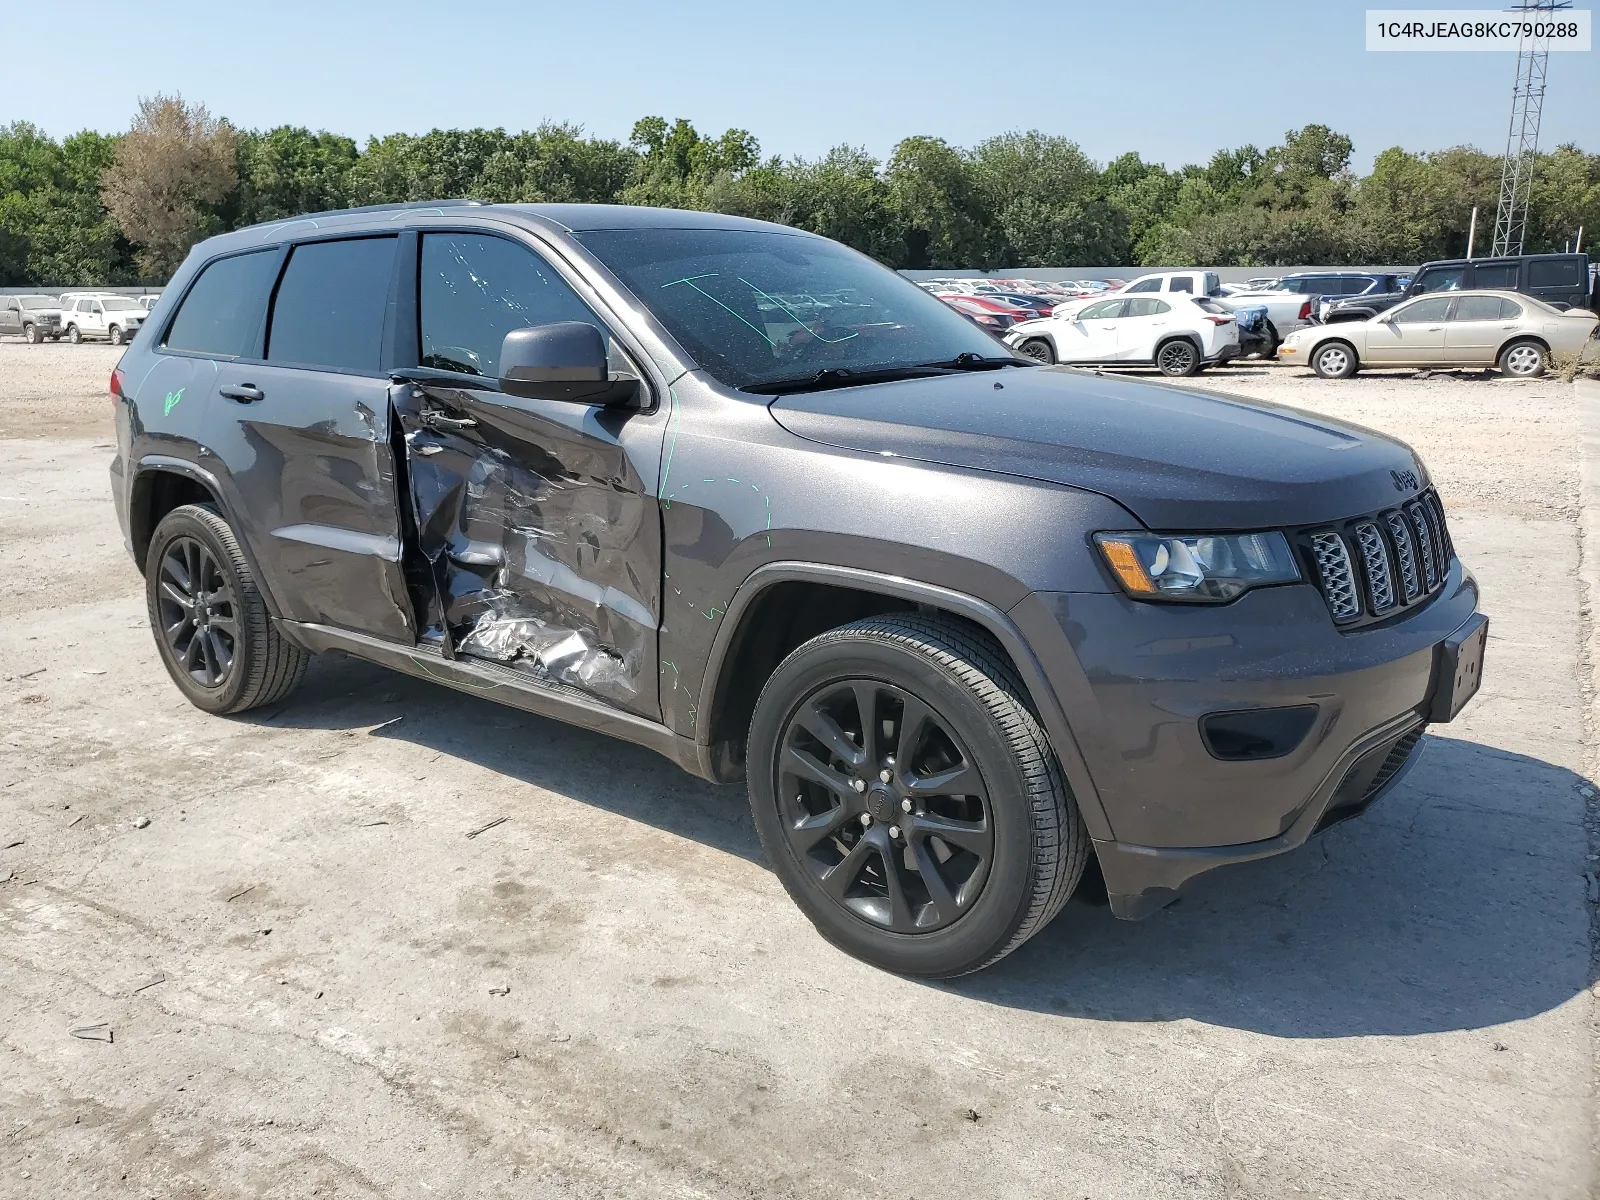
[[1428, 613, 1488, 723]]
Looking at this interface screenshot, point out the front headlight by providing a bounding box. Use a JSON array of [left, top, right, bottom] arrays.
[[1094, 530, 1300, 603]]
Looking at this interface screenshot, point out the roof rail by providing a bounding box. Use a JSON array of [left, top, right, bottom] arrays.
[[265, 198, 488, 223]]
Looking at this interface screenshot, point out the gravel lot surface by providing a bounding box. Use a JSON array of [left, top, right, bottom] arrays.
[[0, 344, 1594, 1198]]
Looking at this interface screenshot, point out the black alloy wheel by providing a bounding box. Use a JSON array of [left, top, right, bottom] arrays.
[[1017, 337, 1056, 365], [156, 535, 239, 689], [144, 504, 308, 714], [778, 678, 994, 933], [748, 613, 1088, 977], [1156, 338, 1201, 376]]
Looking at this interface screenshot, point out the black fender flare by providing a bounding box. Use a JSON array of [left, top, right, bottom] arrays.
[[697, 561, 1114, 841]]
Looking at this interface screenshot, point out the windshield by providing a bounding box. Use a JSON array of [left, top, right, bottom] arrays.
[[19, 296, 57, 309], [571, 227, 1015, 391], [102, 298, 141, 311]]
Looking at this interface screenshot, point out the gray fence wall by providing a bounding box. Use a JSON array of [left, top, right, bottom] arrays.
[[0, 286, 160, 299], [901, 266, 1413, 285]]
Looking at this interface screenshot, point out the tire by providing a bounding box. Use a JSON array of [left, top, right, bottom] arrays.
[[1155, 338, 1201, 377], [1017, 337, 1056, 365], [66, 324, 82, 344], [145, 504, 309, 715], [1259, 320, 1281, 359], [108, 324, 124, 346], [747, 613, 1089, 978], [1497, 338, 1546, 378], [22, 323, 39, 344], [1311, 340, 1359, 379]]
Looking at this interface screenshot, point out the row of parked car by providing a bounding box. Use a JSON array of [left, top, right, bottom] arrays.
[[922, 251, 1600, 379], [0, 291, 162, 345]]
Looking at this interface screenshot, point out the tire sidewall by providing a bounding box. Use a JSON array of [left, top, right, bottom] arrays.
[[109, 325, 124, 346], [23, 323, 38, 344], [748, 635, 1040, 977], [67, 325, 81, 343], [1313, 341, 1356, 379], [1020, 337, 1056, 365], [145, 506, 260, 714]]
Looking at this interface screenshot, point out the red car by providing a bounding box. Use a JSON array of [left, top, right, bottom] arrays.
[[934, 293, 1034, 330]]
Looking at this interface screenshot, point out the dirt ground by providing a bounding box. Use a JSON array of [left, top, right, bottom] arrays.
[[0, 338, 1595, 1198]]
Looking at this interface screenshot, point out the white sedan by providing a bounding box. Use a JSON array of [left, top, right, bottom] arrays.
[[1003, 294, 1240, 377], [1279, 289, 1599, 379]]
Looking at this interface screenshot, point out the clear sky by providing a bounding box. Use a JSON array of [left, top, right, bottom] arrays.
[[4, 0, 1596, 171]]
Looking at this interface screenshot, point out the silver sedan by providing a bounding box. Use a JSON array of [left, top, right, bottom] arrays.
[[1279, 289, 1598, 379]]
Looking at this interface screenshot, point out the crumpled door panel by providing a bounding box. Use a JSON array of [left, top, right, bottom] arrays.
[[392, 383, 658, 715]]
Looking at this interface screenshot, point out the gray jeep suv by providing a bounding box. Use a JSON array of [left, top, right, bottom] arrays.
[[109, 201, 1488, 976]]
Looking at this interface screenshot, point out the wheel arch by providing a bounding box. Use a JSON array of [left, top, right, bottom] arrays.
[[1154, 332, 1203, 355], [128, 458, 228, 574], [1496, 333, 1550, 359], [1313, 336, 1360, 368], [696, 561, 1112, 838]]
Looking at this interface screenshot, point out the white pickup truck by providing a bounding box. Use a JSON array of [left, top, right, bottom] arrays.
[[1114, 271, 1318, 352]]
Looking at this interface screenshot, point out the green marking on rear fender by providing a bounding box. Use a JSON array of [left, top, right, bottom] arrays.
[[163, 388, 185, 417]]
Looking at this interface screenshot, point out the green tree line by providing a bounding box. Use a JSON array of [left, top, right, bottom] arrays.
[[2, 95, 1596, 285]]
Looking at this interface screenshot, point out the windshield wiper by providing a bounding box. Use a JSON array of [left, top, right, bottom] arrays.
[[744, 354, 1031, 396]]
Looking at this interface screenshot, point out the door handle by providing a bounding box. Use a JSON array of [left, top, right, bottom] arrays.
[[219, 384, 264, 403], [422, 410, 476, 431]]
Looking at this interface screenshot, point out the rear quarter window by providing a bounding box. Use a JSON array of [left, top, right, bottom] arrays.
[[1528, 259, 1582, 288], [165, 250, 282, 358]]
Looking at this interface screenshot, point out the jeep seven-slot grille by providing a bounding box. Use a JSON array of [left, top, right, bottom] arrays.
[[1305, 490, 1454, 628]]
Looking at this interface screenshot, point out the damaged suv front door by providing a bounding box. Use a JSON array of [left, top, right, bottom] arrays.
[[393, 230, 662, 718]]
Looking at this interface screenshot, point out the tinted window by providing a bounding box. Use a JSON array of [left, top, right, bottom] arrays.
[[1125, 279, 1162, 293], [1528, 258, 1582, 288], [1341, 277, 1375, 295], [1166, 277, 1193, 293], [1415, 266, 1465, 292], [1394, 296, 1453, 323], [166, 252, 285, 358], [267, 237, 396, 371], [420, 233, 607, 378], [1125, 297, 1169, 316], [1473, 263, 1518, 289]]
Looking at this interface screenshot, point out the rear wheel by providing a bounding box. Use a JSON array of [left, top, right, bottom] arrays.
[[1155, 338, 1201, 377], [145, 504, 308, 715], [1311, 340, 1358, 379], [1017, 337, 1056, 365], [747, 613, 1088, 977], [1497, 339, 1546, 378], [66, 324, 82, 344]]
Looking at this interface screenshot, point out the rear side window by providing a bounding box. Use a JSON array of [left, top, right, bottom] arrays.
[[1125, 279, 1162, 293], [1166, 277, 1193, 293], [164, 250, 281, 358], [1415, 266, 1465, 292], [1528, 259, 1582, 288], [1473, 263, 1518, 289], [267, 237, 396, 372], [1453, 295, 1506, 321], [419, 232, 603, 378]]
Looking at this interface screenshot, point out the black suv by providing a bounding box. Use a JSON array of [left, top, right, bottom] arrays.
[[111, 202, 1488, 976]]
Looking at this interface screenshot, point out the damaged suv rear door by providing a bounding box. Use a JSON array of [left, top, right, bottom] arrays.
[[390, 230, 662, 718]]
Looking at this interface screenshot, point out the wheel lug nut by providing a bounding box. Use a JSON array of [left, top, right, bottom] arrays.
[[852, 779, 866, 793], [879, 769, 892, 783], [888, 826, 901, 839], [860, 814, 872, 827], [901, 798, 913, 812]]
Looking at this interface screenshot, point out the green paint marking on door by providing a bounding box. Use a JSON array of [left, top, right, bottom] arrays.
[[163, 387, 186, 417]]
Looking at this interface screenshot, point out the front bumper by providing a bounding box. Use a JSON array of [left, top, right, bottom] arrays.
[[1010, 562, 1483, 918]]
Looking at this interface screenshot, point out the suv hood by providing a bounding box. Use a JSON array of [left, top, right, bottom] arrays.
[[768, 367, 1425, 530]]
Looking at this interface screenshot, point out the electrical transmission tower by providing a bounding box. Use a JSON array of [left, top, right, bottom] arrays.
[[1490, 0, 1569, 257]]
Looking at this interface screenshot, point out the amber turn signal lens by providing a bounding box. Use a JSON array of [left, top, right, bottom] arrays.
[[1097, 537, 1156, 595]]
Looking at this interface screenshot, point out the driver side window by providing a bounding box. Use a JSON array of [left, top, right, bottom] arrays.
[[419, 232, 614, 378]]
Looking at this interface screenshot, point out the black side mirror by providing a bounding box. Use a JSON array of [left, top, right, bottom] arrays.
[[497, 322, 640, 406]]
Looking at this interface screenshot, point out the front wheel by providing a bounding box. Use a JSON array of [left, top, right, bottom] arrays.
[[1155, 338, 1201, 376], [22, 323, 40, 344], [1311, 341, 1359, 379], [747, 613, 1088, 977], [108, 324, 125, 346], [66, 324, 82, 344], [1498, 339, 1546, 378], [145, 504, 309, 715], [1016, 337, 1056, 365]]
